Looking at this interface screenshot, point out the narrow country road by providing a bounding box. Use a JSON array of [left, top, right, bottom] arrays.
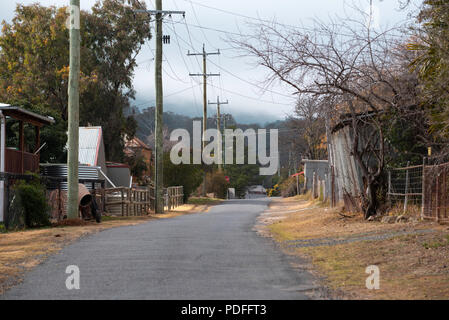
[[3, 198, 319, 299]]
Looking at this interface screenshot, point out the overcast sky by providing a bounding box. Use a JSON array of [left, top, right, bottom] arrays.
[[0, 0, 421, 124]]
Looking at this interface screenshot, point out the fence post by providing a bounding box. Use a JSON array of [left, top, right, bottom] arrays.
[[436, 173, 440, 223], [331, 165, 335, 207], [121, 188, 124, 216], [296, 174, 300, 196], [127, 188, 131, 216], [3, 176, 9, 229], [317, 179, 320, 199], [403, 161, 410, 214], [303, 176, 307, 194], [323, 174, 327, 202], [312, 172, 317, 198], [58, 179, 62, 220], [387, 169, 391, 205], [421, 157, 426, 220]]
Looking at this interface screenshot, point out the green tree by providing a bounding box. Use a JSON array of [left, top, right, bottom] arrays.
[[409, 0, 449, 149], [0, 1, 150, 162], [125, 150, 148, 182], [162, 152, 203, 202]]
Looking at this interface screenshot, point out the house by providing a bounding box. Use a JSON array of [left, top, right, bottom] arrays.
[[0, 103, 55, 223], [0, 104, 54, 174], [124, 136, 152, 176]]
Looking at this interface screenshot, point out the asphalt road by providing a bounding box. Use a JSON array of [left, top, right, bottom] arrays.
[[3, 198, 319, 300]]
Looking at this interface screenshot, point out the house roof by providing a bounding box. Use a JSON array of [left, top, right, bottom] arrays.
[[106, 161, 130, 168], [301, 159, 328, 163], [125, 136, 151, 150], [0, 104, 55, 126], [79, 127, 103, 166], [331, 111, 381, 134]]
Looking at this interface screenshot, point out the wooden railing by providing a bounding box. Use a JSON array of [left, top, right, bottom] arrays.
[[165, 186, 184, 211], [104, 186, 183, 216], [104, 187, 152, 216], [5, 148, 39, 173]]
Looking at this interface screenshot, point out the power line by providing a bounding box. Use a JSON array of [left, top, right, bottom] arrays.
[[208, 83, 292, 106], [179, 0, 302, 30], [207, 59, 295, 99], [132, 83, 201, 108], [188, 0, 217, 49], [164, 24, 294, 106], [168, 20, 202, 116]]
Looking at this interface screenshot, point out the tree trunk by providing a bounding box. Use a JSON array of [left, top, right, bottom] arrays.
[[363, 177, 378, 219]]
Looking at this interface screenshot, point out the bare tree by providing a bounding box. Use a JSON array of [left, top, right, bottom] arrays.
[[231, 1, 420, 217], [286, 95, 327, 160]]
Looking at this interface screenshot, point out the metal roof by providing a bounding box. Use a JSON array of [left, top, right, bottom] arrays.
[[79, 127, 102, 166], [0, 104, 55, 125]]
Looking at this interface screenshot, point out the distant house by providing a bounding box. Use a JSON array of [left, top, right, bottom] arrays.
[[302, 159, 329, 190], [124, 136, 152, 177]]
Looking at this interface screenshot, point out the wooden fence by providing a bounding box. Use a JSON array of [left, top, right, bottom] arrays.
[[104, 185, 183, 216], [165, 186, 184, 211], [388, 159, 449, 223], [422, 162, 449, 223], [104, 187, 152, 216]]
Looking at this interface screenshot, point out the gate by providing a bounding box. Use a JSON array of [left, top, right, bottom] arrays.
[[423, 163, 449, 222]]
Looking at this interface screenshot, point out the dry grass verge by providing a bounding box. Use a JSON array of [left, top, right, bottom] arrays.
[[261, 197, 449, 299]]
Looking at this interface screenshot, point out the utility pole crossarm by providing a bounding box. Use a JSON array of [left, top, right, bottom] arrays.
[[135, 9, 185, 14], [189, 73, 220, 77], [134, 9, 185, 19], [208, 100, 229, 105], [187, 50, 220, 56]]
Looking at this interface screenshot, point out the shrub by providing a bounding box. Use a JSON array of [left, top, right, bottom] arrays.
[[206, 171, 229, 199], [14, 177, 50, 228], [279, 177, 299, 198], [267, 184, 280, 197], [163, 152, 203, 202]]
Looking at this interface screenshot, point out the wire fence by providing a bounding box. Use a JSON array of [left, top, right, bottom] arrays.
[[388, 160, 449, 222], [388, 163, 424, 215]]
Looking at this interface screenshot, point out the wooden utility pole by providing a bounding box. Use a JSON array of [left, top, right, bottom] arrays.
[[188, 45, 220, 149], [188, 45, 220, 195], [67, 0, 80, 219], [135, 3, 185, 213], [154, 0, 164, 214], [208, 96, 228, 171]]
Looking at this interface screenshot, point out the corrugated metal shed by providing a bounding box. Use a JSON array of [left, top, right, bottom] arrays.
[[78, 126, 107, 174], [79, 127, 101, 166]]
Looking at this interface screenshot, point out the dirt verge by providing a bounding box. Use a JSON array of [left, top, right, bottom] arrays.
[[259, 197, 449, 299]]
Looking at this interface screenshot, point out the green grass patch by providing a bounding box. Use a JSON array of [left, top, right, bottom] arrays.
[[422, 235, 449, 249]]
